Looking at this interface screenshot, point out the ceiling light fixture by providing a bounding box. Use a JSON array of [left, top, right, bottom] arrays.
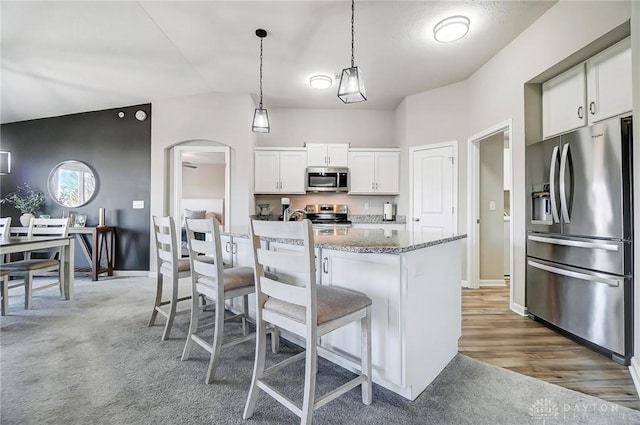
[[309, 75, 333, 89], [433, 15, 470, 43], [252, 28, 270, 133], [337, 0, 366, 103]]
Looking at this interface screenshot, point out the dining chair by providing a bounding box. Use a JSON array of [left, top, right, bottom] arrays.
[[0, 217, 70, 309], [0, 270, 9, 316], [181, 217, 279, 383], [0, 217, 11, 238], [244, 219, 372, 425], [148, 216, 191, 341]]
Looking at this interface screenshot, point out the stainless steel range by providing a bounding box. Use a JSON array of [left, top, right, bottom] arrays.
[[304, 204, 351, 228]]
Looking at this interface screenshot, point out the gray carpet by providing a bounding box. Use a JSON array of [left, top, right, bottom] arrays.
[[2, 276, 639, 425]]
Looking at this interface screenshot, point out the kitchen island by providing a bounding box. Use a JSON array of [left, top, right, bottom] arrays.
[[221, 227, 466, 400]]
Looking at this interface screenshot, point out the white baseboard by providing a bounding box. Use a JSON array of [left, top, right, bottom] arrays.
[[479, 279, 507, 287], [112, 271, 151, 277], [461, 280, 469, 288], [629, 357, 640, 397], [510, 302, 527, 316]]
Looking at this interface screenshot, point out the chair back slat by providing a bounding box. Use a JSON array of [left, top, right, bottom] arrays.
[[31, 218, 69, 237], [153, 216, 180, 273], [0, 217, 11, 238], [185, 218, 223, 290], [250, 219, 316, 310]]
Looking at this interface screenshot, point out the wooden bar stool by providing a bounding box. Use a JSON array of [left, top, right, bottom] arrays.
[[244, 219, 372, 425], [181, 217, 278, 383], [148, 216, 191, 341]]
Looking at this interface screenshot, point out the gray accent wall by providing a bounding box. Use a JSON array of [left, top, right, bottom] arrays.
[[0, 104, 151, 270]]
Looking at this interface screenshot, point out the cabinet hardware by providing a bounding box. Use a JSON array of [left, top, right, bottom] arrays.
[[322, 257, 328, 274], [577, 106, 583, 119], [225, 241, 231, 253], [413, 218, 420, 222], [589, 101, 596, 115], [372, 182, 375, 190]]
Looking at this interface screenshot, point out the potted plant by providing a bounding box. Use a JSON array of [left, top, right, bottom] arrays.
[[1, 183, 46, 226]]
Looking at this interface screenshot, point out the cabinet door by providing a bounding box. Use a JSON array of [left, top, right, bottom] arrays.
[[306, 143, 327, 167], [542, 64, 586, 138], [327, 144, 349, 167], [374, 151, 400, 194], [319, 249, 402, 386], [278, 151, 307, 194], [586, 37, 632, 124], [254, 151, 280, 193], [348, 151, 375, 193]]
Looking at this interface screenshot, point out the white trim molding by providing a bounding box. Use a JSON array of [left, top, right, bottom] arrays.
[[629, 357, 640, 398], [112, 270, 150, 277], [510, 302, 527, 317], [479, 279, 507, 287]]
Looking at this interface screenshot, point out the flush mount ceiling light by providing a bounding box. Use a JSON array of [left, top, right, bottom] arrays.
[[252, 28, 270, 133], [337, 0, 366, 103], [433, 15, 470, 43], [309, 75, 333, 89]]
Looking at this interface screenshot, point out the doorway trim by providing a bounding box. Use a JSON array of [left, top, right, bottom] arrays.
[[467, 119, 516, 312], [171, 144, 231, 232], [409, 141, 459, 231]]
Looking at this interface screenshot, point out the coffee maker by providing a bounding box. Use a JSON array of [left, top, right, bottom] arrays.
[[280, 197, 290, 220]]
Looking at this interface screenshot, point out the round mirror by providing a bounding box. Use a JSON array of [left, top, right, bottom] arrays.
[[48, 160, 97, 207]]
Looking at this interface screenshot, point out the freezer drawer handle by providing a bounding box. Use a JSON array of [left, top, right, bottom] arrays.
[[549, 146, 560, 223], [527, 235, 619, 252], [528, 260, 620, 287]]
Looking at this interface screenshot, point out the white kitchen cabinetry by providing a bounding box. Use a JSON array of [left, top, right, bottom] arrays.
[[348, 149, 400, 195], [542, 37, 631, 139], [542, 64, 586, 138], [306, 143, 349, 167], [254, 148, 306, 194], [586, 37, 632, 124]]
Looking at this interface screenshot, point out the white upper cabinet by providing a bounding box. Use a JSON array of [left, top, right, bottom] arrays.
[[306, 143, 349, 167], [348, 149, 400, 195], [254, 149, 307, 194], [586, 37, 632, 124], [542, 37, 631, 139], [542, 64, 586, 139]]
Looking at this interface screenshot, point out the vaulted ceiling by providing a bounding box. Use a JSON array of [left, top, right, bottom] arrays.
[[1, 1, 556, 124]]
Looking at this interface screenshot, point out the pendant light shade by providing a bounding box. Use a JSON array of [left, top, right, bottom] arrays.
[[337, 0, 366, 104], [252, 29, 270, 133]]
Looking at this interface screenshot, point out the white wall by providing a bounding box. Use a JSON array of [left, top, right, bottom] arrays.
[[465, 0, 631, 308], [182, 163, 225, 199], [631, 0, 640, 383], [479, 132, 504, 280], [256, 108, 395, 148], [151, 91, 258, 272]]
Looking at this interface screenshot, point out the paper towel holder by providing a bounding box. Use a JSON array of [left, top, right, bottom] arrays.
[[383, 202, 395, 221]]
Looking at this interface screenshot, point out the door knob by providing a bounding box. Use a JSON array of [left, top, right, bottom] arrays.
[[413, 218, 420, 222]]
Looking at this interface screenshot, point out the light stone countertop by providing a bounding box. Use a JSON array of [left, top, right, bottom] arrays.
[[348, 214, 407, 224], [222, 227, 466, 254]]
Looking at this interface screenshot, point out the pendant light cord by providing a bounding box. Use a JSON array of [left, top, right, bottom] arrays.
[[351, 0, 355, 68], [259, 38, 264, 108]]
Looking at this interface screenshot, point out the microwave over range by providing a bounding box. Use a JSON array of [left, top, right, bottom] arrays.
[[305, 167, 349, 192]]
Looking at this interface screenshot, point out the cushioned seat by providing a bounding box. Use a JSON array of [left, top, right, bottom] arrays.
[[265, 285, 372, 325], [0, 259, 60, 271]]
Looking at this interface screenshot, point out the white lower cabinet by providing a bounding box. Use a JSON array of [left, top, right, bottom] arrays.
[[319, 249, 403, 386]]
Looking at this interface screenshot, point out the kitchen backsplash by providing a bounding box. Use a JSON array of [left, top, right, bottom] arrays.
[[254, 193, 398, 216]]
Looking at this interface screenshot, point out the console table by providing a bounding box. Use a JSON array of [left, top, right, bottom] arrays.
[[69, 226, 115, 281]]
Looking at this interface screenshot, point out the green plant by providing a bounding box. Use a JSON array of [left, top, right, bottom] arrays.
[[0, 183, 45, 215]]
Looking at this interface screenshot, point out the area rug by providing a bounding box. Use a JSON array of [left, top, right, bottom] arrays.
[[1, 276, 639, 425]]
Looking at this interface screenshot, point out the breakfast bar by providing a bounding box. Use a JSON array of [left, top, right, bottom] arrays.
[[221, 227, 466, 400]]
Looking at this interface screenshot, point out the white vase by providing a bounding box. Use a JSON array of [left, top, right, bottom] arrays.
[[20, 213, 34, 226]]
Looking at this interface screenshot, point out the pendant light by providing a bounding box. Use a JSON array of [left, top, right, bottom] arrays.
[[252, 28, 270, 133], [337, 0, 366, 103]]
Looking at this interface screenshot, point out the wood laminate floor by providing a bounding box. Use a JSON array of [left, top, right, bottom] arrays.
[[459, 283, 640, 410]]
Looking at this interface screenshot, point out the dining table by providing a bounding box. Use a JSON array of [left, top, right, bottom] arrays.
[[0, 235, 75, 300]]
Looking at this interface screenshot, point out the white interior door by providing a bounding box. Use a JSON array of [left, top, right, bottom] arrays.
[[411, 145, 455, 236]]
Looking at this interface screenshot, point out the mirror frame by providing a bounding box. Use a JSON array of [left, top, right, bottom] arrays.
[[47, 160, 98, 208]]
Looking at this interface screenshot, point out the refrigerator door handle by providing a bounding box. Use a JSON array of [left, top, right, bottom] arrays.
[[559, 143, 571, 223], [549, 145, 560, 223], [527, 235, 619, 251], [527, 260, 620, 287]]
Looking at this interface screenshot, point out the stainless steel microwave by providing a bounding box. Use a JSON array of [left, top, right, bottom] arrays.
[[305, 167, 349, 192]]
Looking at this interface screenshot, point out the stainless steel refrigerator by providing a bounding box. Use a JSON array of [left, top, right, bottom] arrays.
[[525, 114, 633, 365]]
